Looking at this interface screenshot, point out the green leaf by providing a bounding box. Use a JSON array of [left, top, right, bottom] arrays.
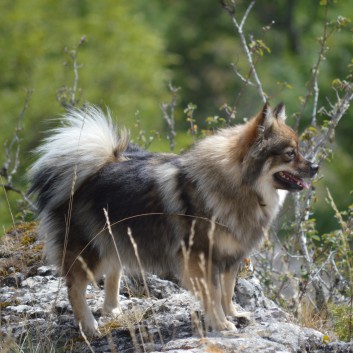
[[311, 235, 321, 241]]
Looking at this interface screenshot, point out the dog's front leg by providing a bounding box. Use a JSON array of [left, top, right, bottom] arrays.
[[182, 255, 236, 331], [102, 264, 122, 316], [205, 274, 236, 331], [220, 267, 251, 321]]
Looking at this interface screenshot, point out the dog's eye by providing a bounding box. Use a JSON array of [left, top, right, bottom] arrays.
[[286, 150, 295, 159]]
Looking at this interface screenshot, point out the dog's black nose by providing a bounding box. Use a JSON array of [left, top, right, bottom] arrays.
[[310, 163, 319, 177]]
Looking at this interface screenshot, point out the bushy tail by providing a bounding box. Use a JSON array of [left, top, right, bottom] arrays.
[[28, 106, 128, 213]]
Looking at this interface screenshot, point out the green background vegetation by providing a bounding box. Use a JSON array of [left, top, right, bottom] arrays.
[[0, 0, 352, 233]]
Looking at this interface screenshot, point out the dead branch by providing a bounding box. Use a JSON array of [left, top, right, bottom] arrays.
[[221, 0, 267, 103], [161, 83, 179, 152], [1, 90, 37, 211]]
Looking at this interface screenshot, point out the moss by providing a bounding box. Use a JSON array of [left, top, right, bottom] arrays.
[[7, 221, 38, 244], [0, 221, 43, 279]]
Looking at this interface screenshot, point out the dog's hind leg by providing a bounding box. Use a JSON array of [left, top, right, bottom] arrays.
[[221, 268, 251, 320], [102, 262, 122, 316], [66, 258, 99, 336], [182, 255, 236, 332]]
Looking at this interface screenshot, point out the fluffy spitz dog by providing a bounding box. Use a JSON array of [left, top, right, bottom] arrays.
[[29, 103, 318, 336]]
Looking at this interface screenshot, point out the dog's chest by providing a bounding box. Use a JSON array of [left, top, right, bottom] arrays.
[[213, 195, 280, 258], [213, 218, 264, 259], [215, 230, 244, 257]]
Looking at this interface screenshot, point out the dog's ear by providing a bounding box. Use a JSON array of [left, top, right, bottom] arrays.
[[248, 103, 273, 156], [256, 102, 273, 133], [273, 102, 286, 122]]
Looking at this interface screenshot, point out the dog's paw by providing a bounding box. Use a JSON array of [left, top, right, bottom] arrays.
[[102, 304, 122, 317], [110, 307, 123, 317], [211, 319, 237, 332], [234, 310, 252, 319], [235, 310, 252, 321], [226, 304, 252, 321], [79, 318, 100, 337], [222, 320, 237, 331]]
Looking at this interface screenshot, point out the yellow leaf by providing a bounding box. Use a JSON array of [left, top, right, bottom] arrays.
[[323, 334, 330, 344]]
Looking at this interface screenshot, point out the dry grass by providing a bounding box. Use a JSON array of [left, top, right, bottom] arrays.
[[298, 300, 334, 341]]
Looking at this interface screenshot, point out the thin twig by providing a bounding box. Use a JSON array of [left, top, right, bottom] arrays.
[[296, 3, 330, 129], [230, 63, 256, 87], [161, 83, 179, 152], [70, 36, 86, 107], [1, 90, 37, 211], [312, 83, 353, 161], [57, 35, 86, 109], [222, 0, 267, 102]]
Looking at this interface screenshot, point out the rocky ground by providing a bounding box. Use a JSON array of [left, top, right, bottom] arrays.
[[1, 223, 352, 353]]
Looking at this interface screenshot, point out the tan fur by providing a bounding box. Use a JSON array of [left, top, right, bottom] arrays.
[[181, 252, 234, 331], [66, 258, 98, 335]]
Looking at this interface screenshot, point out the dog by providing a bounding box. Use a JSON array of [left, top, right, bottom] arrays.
[[28, 102, 318, 336]]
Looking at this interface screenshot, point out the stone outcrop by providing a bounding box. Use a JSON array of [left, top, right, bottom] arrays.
[[1, 224, 352, 352]]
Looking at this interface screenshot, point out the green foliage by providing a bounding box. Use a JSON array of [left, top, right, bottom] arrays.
[[144, 1, 353, 237], [204, 116, 227, 134], [0, 0, 171, 151], [184, 103, 198, 138], [329, 303, 353, 341], [132, 112, 161, 150], [0, 0, 352, 240], [0, 0, 171, 228], [249, 39, 271, 57]]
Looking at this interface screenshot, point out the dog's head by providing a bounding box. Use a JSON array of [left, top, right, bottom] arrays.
[[241, 103, 319, 192]]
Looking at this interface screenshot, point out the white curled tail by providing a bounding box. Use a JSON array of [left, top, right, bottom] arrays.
[[28, 106, 128, 212]]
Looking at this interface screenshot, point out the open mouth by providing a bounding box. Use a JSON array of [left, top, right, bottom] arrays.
[[274, 171, 309, 191]]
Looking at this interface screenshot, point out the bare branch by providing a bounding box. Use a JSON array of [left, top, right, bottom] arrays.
[[57, 35, 86, 109], [230, 63, 256, 87], [292, 81, 353, 311], [161, 83, 179, 152], [1, 89, 37, 211], [313, 83, 353, 161], [71, 36, 86, 107], [296, 4, 330, 129], [222, 0, 267, 103]]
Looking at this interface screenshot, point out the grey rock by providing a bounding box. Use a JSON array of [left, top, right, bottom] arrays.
[[37, 265, 55, 276], [235, 277, 277, 311], [317, 342, 353, 353], [7, 304, 33, 313], [8, 267, 16, 274], [1, 268, 349, 353], [1, 273, 24, 288], [156, 335, 292, 353]]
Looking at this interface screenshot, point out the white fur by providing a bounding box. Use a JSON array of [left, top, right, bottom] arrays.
[[276, 105, 286, 121], [29, 106, 127, 211]]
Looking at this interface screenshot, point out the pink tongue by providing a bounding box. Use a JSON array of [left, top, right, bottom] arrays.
[[283, 172, 309, 189], [300, 180, 309, 189]]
